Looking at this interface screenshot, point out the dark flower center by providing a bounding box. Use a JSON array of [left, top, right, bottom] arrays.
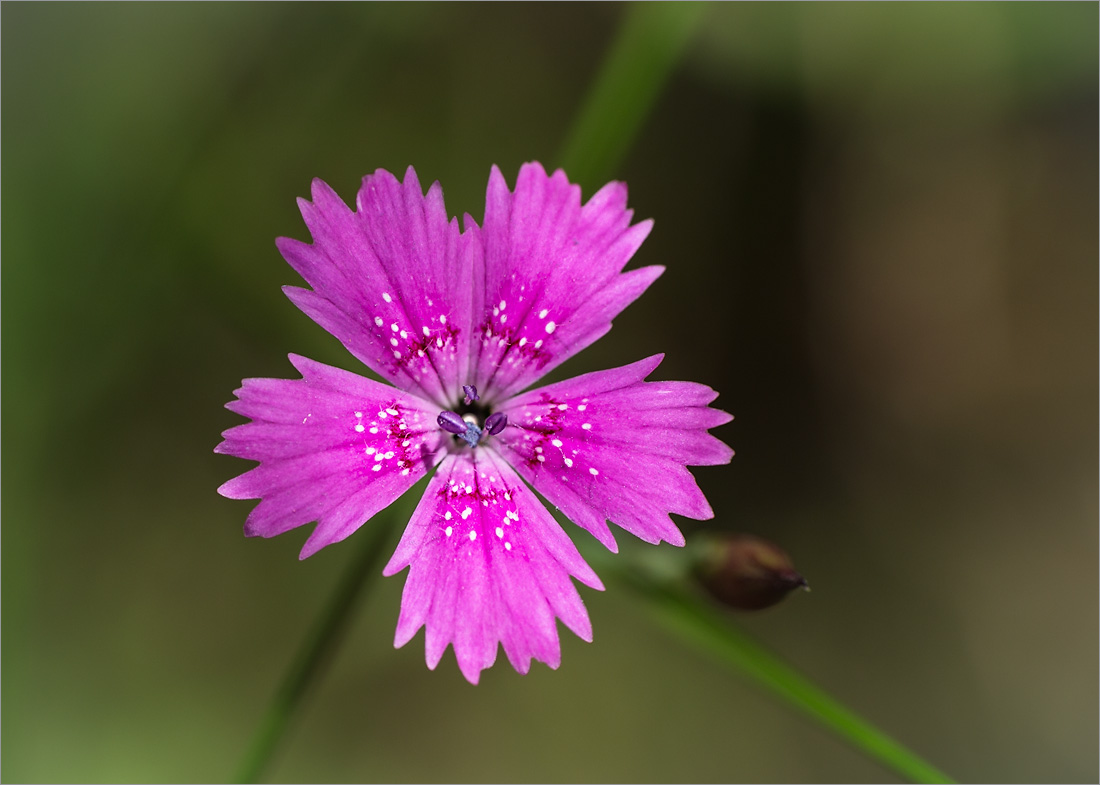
[[437, 385, 507, 448]]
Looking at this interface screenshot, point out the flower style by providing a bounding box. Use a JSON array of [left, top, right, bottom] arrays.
[[216, 163, 733, 683]]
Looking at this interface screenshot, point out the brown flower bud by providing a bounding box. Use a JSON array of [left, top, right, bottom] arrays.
[[694, 534, 808, 611]]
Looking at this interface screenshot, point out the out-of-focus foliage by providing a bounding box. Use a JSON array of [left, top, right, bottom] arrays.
[[3, 3, 1096, 782]]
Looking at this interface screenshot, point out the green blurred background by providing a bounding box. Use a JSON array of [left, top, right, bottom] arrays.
[[3, 3, 1096, 782]]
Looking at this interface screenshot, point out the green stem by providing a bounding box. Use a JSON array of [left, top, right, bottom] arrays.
[[235, 516, 395, 784], [558, 2, 707, 187], [616, 569, 955, 784], [557, 8, 952, 777]]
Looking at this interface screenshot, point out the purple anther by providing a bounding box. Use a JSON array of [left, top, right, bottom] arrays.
[[437, 410, 468, 435], [484, 412, 508, 436], [463, 385, 480, 405], [439, 410, 484, 448]]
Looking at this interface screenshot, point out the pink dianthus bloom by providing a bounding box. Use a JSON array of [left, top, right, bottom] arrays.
[[216, 163, 733, 683]]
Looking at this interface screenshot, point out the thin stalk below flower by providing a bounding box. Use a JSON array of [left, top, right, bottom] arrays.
[[610, 566, 955, 784], [235, 514, 395, 783]]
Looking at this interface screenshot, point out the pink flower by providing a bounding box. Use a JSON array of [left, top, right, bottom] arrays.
[[217, 163, 732, 683]]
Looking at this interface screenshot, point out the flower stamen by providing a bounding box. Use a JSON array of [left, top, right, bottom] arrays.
[[484, 412, 508, 435], [437, 410, 468, 435], [437, 409, 507, 447]]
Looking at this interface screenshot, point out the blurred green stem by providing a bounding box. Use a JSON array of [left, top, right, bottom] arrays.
[[557, 2, 707, 187], [560, 6, 952, 781], [235, 516, 394, 784], [612, 564, 955, 784]]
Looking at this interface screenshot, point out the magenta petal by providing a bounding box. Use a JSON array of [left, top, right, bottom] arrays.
[[216, 354, 446, 558], [470, 162, 661, 401], [277, 169, 478, 407], [383, 451, 602, 684], [494, 355, 733, 551]]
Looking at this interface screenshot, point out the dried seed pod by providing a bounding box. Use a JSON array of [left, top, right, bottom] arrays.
[[694, 534, 808, 611]]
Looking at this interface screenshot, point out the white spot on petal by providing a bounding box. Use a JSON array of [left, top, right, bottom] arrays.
[[382, 292, 392, 303], [551, 439, 562, 448], [372, 464, 382, 472], [582, 423, 592, 430], [589, 467, 599, 476], [539, 309, 549, 319], [445, 526, 453, 537], [469, 530, 477, 541], [374, 317, 383, 327], [355, 424, 365, 433], [495, 527, 504, 538], [505, 542, 512, 551], [461, 507, 472, 520], [545, 321, 556, 334]]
